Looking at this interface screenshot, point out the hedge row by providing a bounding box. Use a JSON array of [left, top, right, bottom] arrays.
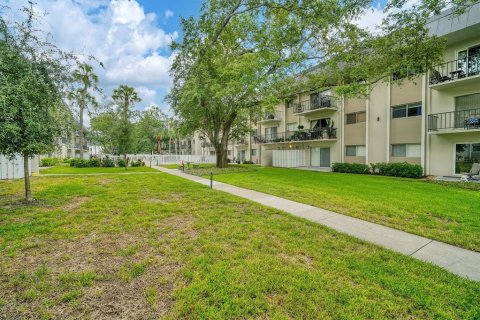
[[40, 157, 62, 167], [70, 158, 115, 168], [69, 158, 145, 168], [332, 162, 423, 178]]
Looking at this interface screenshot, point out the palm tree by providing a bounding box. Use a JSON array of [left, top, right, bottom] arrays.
[[112, 85, 141, 170], [72, 62, 100, 159]]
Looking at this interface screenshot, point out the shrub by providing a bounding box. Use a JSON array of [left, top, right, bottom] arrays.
[[102, 158, 115, 167], [73, 159, 88, 168], [87, 158, 101, 167], [331, 162, 370, 174], [40, 157, 61, 167], [373, 162, 423, 178], [131, 160, 143, 167], [117, 159, 127, 167], [242, 160, 254, 164], [69, 158, 78, 167]]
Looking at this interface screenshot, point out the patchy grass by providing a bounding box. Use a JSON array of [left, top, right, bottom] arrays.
[[0, 174, 479, 319], [210, 167, 480, 252], [40, 165, 158, 174]]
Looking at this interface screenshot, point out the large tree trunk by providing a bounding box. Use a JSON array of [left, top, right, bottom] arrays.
[[23, 154, 32, 202], [214, 140, 229, 168], [124, 153, 127, 171]]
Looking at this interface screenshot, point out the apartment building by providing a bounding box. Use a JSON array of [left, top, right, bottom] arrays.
[[218, 5, 478, 177]]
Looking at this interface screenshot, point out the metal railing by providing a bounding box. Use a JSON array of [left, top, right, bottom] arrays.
[[428, 108, 480, 131], [253, 128, 337, 143], [430, 53, 480, 85], [262, 111, 282, 121], [293, 95, 336, 113]]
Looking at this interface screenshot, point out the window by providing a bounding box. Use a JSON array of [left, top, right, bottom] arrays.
[[311, 118, 330, 129], [392, 144, 421, 157], [455, 143, 480, 174], [287, 123, 297, 131], [265, 127, 277, 137], [457, 44, 480, 76], [392, 103, 422, 119], [251, 149, 257, 156], [346, 112, 366, 124], [346, 145, 366, 157]]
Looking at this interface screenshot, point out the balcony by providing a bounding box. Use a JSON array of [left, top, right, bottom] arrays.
[[253, 128, 337, 144], [293, 96, 337, 116], [259, 111, 282, 125], [428, 108, 480, 134], [429, 53, 480, 90]]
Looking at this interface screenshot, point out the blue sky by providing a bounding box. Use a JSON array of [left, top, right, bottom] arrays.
[[4, 0, 387, 121]]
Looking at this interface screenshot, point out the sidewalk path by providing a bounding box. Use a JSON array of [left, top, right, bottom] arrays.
[[153, 166, 480, 281]]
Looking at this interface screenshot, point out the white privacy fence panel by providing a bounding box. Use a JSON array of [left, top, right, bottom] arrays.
[[272, 150, 305, 168], [0, 155, 33, 180], [104, 154, 216, 165]]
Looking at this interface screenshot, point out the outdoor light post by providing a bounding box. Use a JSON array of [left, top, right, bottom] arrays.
[[210, 172, 213, 189]]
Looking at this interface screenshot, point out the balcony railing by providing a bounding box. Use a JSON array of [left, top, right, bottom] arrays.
[[253, 128, 337, 143], [260, 111, 282, 122], [430, 53, 480, 85], [293, 96, 336, 113], [428, 108, 480, 131]]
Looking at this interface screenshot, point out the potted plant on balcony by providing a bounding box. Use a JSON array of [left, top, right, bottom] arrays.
[[297, 125, 304, 130], [325, 120, 336, 139]]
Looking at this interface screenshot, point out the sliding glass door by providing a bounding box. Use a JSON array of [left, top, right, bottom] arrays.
[[455, 143, 480, 173]]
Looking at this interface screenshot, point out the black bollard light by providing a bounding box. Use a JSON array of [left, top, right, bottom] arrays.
[[210, 172, 213, 189]]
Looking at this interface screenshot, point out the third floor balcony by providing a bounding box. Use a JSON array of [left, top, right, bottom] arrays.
[[293, 95, 337, 116], [258, 111, 282, 125], [429, 52, 480, 90]]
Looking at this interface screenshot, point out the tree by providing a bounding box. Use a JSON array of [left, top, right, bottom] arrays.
[[89, 106, 118, 154], [70, 62, 101, 159], [135, 106, 168, 154], [112, 85, 141, 170], [0, 4, 73, 202], [169, 0, 475, 168]]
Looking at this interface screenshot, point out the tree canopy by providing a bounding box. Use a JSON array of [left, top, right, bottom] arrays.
[[0, 4, 73, 201]]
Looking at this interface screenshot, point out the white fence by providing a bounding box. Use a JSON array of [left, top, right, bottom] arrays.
[[103, 154, 217, 165], [0, 155, 38, 180], [272, 150, 305, 168]]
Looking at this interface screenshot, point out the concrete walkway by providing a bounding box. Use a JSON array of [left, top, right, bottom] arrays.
[[153, 166, 480, 281]]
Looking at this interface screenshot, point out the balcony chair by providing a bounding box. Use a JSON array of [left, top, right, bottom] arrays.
[[464, 117, 480, 129], [461, 163, 480, 181]]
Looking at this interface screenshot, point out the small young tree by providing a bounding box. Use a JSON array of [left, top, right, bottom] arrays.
[[112, 85, 141, 170], [0, 4, 73, 202]]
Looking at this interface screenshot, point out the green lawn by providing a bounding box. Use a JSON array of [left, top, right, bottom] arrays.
[[40, 165, 158, 174], [210, 167, 480, 252], [1, 174, 479, 318]]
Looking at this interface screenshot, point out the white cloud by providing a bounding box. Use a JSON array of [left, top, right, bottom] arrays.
[[354, 4, 385, 32], [7, 0, 176, 112], [164, 9, 174, 19]]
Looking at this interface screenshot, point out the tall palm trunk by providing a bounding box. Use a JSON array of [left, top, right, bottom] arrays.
[[79, 85, 87, 160]]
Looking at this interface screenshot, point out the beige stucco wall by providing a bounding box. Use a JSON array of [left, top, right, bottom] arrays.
[[344, 156, 366, 164], [428, 131, 480, 176], [390, 117, 422, 144], [344, 98, 366, 113], [344, 123, 366, 146], [390, 77, 422, 106], [367, 82, 389, 163]]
